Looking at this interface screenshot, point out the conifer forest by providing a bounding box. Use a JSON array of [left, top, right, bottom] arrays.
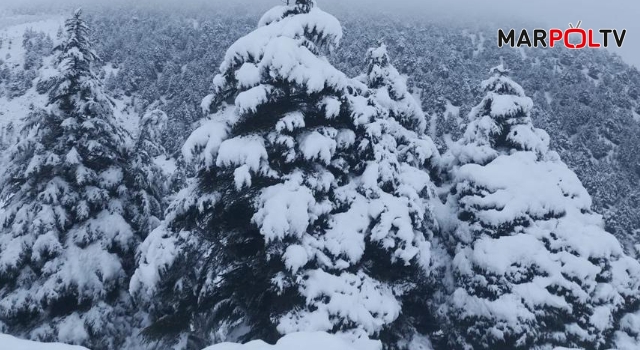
[[0, 1, 640, 349]]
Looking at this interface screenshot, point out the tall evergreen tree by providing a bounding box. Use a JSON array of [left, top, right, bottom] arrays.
[[131, 2, 439, 349], [438, 65, 640, 350], [0, 9, 162, 349], [351, 42, 441, 347], [137, 108, 168, 159], [132, 107, 169, 230]]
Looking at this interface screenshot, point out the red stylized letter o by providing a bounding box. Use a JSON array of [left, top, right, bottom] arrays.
[[565, 28, 587, 49]]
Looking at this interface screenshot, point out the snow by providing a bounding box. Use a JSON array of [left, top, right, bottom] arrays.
[[236, 84, 273, 114], [279, 270, 401, 337], [102, 62, 120, 77], [0, 80, 48, 150], [213, 3, 352, 115], [481, 69, 526, 97], [455, 151, 597, 238], [99, 166, 124, 189], [488, 93, 534, 118], [348, 94, 378, 125], [518, 46, 528, 60], [363, 43, 427, 133], [2, 3, 637, 350], [216, 135, 268, 172], [443, 99, 460, 121], [461, 30, 485, 57], [252, 176, 323, 243], [440, 64, 640, 348], [298, 130, 337, 165], [447, 147, 640, 345], [0, 334, 88, 350], [183, 117, 230, 167], [428, 112, 437, 140], [232, 164, 251, 190], [203, 332, 381, 350], [235, 63, 261, 89], [276, 111, 306, 132], [259, 36, 348, 94], [283, 244, 309, 273], [0, 17, 61, 66], [320, 96, 341, 119], [474, 32, 485, 57], [335, 129, 356, 149], [443, 99, 463, 130], [615, 310, 640, 349], [57, 314, 89, 345], [632, 108, 640, 122], [230, 11, 342, 68], [129, 224, 180, 298], [31, 231, 62, 262], [320, 194, 369, 264], [154, 155, 177, 175], [201, 93, 216, 114]]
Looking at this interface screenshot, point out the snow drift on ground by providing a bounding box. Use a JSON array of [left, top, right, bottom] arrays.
[[0, 334, 89, 350], [202, 332, 382, 350]]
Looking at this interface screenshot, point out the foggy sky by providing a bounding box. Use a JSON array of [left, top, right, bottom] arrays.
[[2, 0, 638, 68]]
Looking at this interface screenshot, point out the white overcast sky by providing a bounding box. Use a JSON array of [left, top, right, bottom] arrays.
[[2, 0, 638, 68]]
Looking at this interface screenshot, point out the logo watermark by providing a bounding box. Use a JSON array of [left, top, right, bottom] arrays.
[[498, 22, 627, 49]]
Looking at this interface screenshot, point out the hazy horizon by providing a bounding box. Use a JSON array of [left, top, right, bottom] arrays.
[[1, 0, 638, 68]]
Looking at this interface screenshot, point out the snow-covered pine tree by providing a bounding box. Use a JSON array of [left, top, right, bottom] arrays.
[[0, 9, 162, 349], [131, 3, 439, 349], [137, 108, 169, 159], [438, 65, 640, 349], [349, 42, 441, 347], [132, 107, 169, 229]]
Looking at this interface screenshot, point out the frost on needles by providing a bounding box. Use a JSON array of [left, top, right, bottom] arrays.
[[131, 1, 440, 349], [0, 9, 164, 349]]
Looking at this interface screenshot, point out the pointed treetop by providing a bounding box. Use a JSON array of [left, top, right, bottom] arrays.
[[58, 7, 98, 67], [284, 0, 316, 10], [474, 63, 532, 123], [50, 9, 105, 113], [260, 0, 325, 29], [206, 0, 344, 115], [455, 63, 549, 164], [295, 0, 315, 11], [489, 63, 510, 76], [364, 40, 391, 88], [365, 40, 390, 71], [362, 40, 427, 134], [482, 63, 526, 98]]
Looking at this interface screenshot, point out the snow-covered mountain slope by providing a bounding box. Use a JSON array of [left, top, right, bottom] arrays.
[[0, 17, 61, 146], [0, 17, 61, 63], [0, 16, 146, 154]]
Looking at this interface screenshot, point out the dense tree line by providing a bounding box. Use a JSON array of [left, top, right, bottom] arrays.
[[78, 6, 640, 254]]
